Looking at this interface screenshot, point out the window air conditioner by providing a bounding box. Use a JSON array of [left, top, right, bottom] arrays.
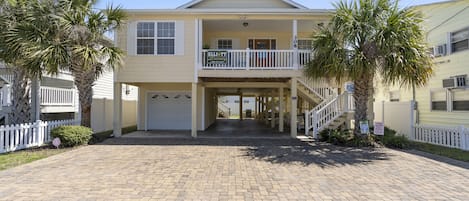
[[443, 75, 467, 88], [433, 44, 447, 57]]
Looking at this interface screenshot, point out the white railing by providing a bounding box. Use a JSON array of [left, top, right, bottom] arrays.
[[41, 87, 75, 106], [0, 119, 80, 153], [305, 92, 354, 138], [299, 78, 338, 100], [413, 125, 469, 151], [202, 49, 312, 70]]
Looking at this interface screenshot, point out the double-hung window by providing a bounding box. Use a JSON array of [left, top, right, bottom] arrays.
[[137, 22, 175, 55], [217, 39, 233, 49], [450, 28, 469, 53]]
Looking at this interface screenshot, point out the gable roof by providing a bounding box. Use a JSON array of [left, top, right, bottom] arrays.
[[177, 0, 308, 9]]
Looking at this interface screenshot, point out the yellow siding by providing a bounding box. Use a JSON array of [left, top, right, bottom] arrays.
[[375, 1, 469, 127], [116, 16, 196, 83], [189, 0, 296, 9]]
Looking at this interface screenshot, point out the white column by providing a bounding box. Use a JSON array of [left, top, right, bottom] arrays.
[[279, 87, 284, 132], [113, 82, 123, 137], [292, 19, 299, 69], [271, 91, 275, 129], [239, 94, 243, 120], [291, 78, 298, 138], [191, 83, 198, 138], [30, 77, 41, 121]]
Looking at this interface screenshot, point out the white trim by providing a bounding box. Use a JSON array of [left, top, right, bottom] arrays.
[[135, 21, 177, 56], [194, 19, 199, 82], [177, 0, 308, 9], [124, 9, 334, 15]]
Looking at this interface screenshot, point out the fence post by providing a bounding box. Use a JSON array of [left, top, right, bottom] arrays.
[[0, 125, 4, 153], [460, 125, 467, 151]]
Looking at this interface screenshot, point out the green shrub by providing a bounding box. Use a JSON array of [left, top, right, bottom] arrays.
[[346, 135, 375, 147], [51, 126, 93, 147], [328, 129, 351, 145], [319, 129, 332, 142], [376, 127, 411, 149]]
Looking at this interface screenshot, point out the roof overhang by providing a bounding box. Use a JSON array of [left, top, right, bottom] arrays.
[[124, 8, 335, 16], [177, 0, 308, 9]]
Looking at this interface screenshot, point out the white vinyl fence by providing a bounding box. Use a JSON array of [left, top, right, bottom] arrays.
[[0, 119, 79, 153], [413, 124, 469, 151]]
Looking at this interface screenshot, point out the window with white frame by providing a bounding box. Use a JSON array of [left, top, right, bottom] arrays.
[[430, 90, 447, 111], [452, 90, 469, 111], [137, 22, 175, 55], [450, 28, 469, 53], [298, 39, 312, 50], [217, 39, 233, 49], [389, 91, 400, 102]]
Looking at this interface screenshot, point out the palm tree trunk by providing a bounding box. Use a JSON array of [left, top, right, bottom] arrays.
[[8, 67, 31, 124], [353, 74, 373, 136], [73, 68, 95, 128]]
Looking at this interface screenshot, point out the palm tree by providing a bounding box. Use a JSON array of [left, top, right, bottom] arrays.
[[0, 0, 45, 124], [305, 0, 433, 136], [55, 0, 126, 127], [1, 0, 125, 127]]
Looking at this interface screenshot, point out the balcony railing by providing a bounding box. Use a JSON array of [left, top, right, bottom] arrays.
[[202, 49, 312, 70], [40, 87, 76, 106]]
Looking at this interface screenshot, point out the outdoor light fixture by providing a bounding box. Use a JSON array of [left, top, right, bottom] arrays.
[[243, 22, 249, 27]]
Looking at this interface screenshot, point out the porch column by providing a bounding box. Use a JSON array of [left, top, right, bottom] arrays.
[[255, 96, 258, 119], [265, 96, 269, 125], [239, 94, 243, 120], [291, 78, 298, 138], [191, 83, 198, 138], [271, 91, 275, 129], [113, 82, 123, 137], [279, 87, 284, 132], [292, 19, 299, 69]]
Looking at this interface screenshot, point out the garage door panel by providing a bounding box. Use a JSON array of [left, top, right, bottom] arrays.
[[147, 92, 191, 130]]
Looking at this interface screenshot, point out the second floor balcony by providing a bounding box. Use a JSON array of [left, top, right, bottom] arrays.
[[201, 49, 312, 70]]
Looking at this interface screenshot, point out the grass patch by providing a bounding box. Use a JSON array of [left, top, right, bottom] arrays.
[[89, 125, 138, 144], [411, 142, 469, 162], [0, 147, 72, 171]]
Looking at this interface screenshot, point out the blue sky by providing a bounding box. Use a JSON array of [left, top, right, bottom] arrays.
[[95, 0, 449, 9]]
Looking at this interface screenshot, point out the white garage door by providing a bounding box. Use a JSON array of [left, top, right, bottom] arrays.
[[147, 91, 192, 130]]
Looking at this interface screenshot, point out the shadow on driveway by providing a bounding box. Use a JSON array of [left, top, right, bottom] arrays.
[[101, 137, 391, 168]]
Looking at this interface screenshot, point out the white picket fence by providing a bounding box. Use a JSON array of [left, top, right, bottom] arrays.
[[413, 124, 469, 151], [0, 119, 80, 153]]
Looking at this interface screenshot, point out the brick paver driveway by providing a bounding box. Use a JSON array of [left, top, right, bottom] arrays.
[[1, 137, 468, 200]]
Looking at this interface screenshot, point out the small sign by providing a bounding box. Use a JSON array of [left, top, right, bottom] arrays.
[[207, 51, 228, 65], [345, 82, 354, 93], [359, 120, 369, 134], [373, 122, 385, 136], [52, 137, 61, 149]]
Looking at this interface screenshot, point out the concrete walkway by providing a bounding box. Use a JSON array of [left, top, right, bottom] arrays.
[[0, 138, 468, 200]]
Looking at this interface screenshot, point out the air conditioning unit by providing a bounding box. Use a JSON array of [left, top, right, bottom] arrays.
[[443, 75, 467, 88], [433, 44, 447, 57]]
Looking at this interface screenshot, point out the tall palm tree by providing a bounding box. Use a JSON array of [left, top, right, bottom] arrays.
[[305, 0, 433, 136], [0, 0, 45, 124], [1, 0, 125, 127]]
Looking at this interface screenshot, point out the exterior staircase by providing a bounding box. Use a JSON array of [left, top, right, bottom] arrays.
[[297, 77, 355, 138]]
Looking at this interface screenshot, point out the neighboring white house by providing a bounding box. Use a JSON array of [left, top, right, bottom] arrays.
[[0, 62, 138, 133], [374, 0, 469, 131]]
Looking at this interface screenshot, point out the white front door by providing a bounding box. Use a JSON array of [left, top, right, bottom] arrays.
[[147, 92, 192, 130]]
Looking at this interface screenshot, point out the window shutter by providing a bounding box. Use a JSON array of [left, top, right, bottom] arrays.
[[175, 21, 185, 55], [127, 21, 137, 56]]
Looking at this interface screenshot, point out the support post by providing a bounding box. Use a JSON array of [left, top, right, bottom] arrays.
[[265, 96, 269, 125], [292, 19, 299, 70], [255, 96, 258, 119], [279, 87, 284, 132], [113, 82, 123, 137], [192, 83, 198, 138], [291, 78, 298, 138], [239, 94, 243, 120], [31, 77, 40, 121], [271, 91, 275, 129]]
